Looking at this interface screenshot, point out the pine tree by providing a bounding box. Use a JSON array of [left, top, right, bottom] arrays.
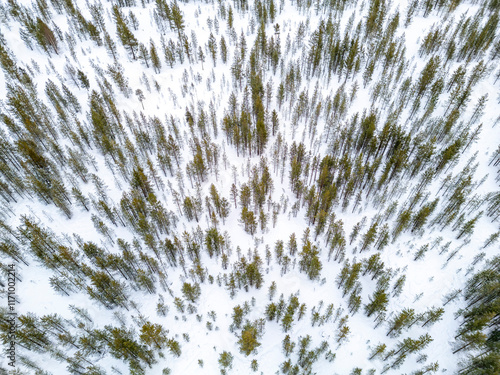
[[369, 343, 386, 360], [360, 222, 378, 252], [72, 187, 90, 211], [414, 244, 429, 261], [107, 326, 156, 365], [288, 233, 297, 256], [349, 221, 362, 245], [411, 199, 438, 232], [271, 109, 279, 136], [240, 207, 257, 235], [341, 261, 362, 298], [87, 271, 129, 310], [459, 352, 500, 374], [348, 291, 362, 315], [388, 334, 433, 367], [238, 322, 261, 356], [281, 311, 294, 332], [181, 282, 201, 303], [135, 89, 145, 109], [167, 338, 182, 357], [365, 0, 386, 39], [456, 212, 482, 239], [482, 231, 500, 249], [421, 307, 444, 327], [387, 308, 415, 337], [250, 359, 258, 372], [113, 5, 139, 60], [208, 32, 217, 66], [231, 305, 247, 331], [150, 40, 162, 73], [392, 274, 406, 297], [365, 289, 389, 319], [220, 36, 228, 63], [298, 230, 322, 280], [392, 208, 412, 240], [138, 43, 150, 67], [337, 323, 350, 345], [454, 256, 499, 366], [169, 0, 185, 40], [139, 322, 168, 349], [363, 253, 384, 279], [282, 334, 295, 357], [197, 46, 205, 69], [35, 18, 59, 55], [218, 351, 233, 371], [131, 166, 153, 198], [219, 198, 230, 224]]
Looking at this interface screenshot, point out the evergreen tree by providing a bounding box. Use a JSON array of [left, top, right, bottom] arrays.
[[150, 39, 162, 73], [218, 351, 233, 371], [240, 207, 257, 235], [369, 343, 386, 360], [421, 307, 444, 327], [298, 230, 322, 280], [139, 322, 168, 349], [169, 0, 185, 40], [181, 282, 201, 303], [208, 32, 217, 66], [220, 36, 228, 63], [197, 46, 205, 69], [87, 271, 129, 310], [392, 274, 406, 297], [282, 334, 295, 357], [454, 256, 499, 367], [365, 289, 389, 319], [113, 5, 139, 59], [387, 308, 415, 337], [238, 322, 261, 356], [360, 222, 378, 252], [106, 326, 155, 366], [35, 18, 59, 55]]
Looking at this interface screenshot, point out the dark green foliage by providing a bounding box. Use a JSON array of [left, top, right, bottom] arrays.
[[220, 36, 227, 63], [369, 343, 386, 360], [386, 308, 415, 337], [240, 206, 257, 235], [169, 0, 185, 39], [229, 251, 264, 291], [454, 256, 500, 372], [181, 282, 201, 303], [150, 40, 162, 73], [0, 2, 498, 374], [113, 5, 138, 59], [139, 322, 168, 349], [384, 334, 433, 369], [34, 18, 59, 55], [411, 199, 438, 232], [298, 229, 322, 280], [87, 270, 129, 310], [363, 253, 384, 279], [365, 0, 386, 39], [105, 326, 156, 366], [238, 321, 262, 356], [218, 351, 233, 370], [421, 307, 444, 327], [208, 32, 217, 66], [365, 289, 389, 319], [337, 259, 362, 297]]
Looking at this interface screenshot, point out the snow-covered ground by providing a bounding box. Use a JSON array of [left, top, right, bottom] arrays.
[[0, 0, 498, 374]]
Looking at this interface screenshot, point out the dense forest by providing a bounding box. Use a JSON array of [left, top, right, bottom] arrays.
[[0, 0, 498, 374]]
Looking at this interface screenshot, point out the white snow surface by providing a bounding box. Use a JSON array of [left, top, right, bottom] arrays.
[[0, 0, 498, 374]]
